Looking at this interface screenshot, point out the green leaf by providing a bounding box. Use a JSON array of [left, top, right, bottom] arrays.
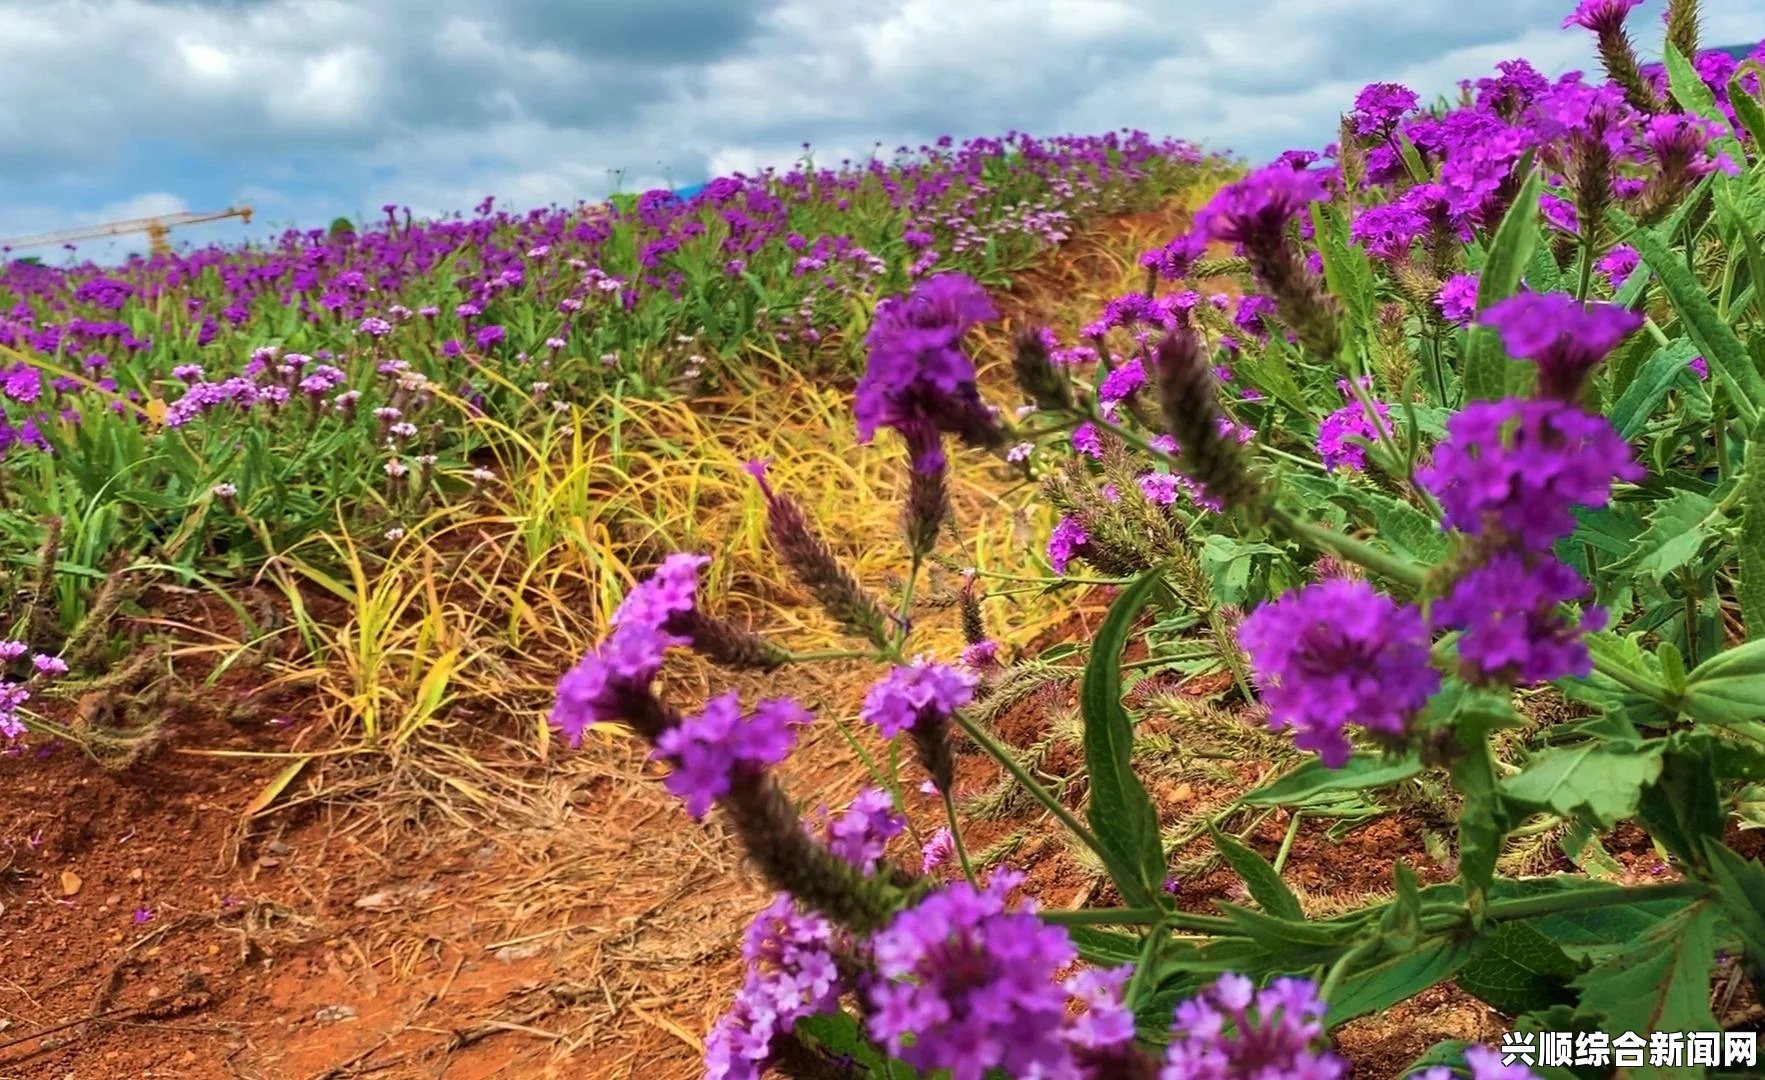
[[1208, 825, 1304, 922], [1728, 70, 1765, 149], [1080, 569, 1168, 908], [794, 1009, 908, 1076], [1635, 737, 1724, 872], [1456, 920, 1581, 1016], [1463, 163, 1544, 403], [1683, 638, 1765, 725], [1501, 742, 1665, 827], [1310, 201, 1378, 362], [1606, 489, 1719, 581], [1608, 338, 1703, 439], [1065, 925, 1143, 967], [1626, 221, 1765, 428], [1741, 419, 1765, 641], [1324, 936, 1475, 1027], [1526, 235, 1564, 294], [1571, 901, 1719, 1072], [1702, 840, 1765, 970], [1662, 42, 1748, 164], [1218, 902, 1347, 957], [1240, 753, 1423, 806]]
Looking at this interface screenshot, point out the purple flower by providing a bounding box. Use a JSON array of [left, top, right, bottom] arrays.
[[1597, 245, 1640, 291], [1063, 966, 1137, 1051], [549, 621, 682, 746], [612, 552, 710, 633], [1689, 354, 1709, 380], [855, 273, 1001, 469], [1193, 166, 1330, 251], [1417, 1045, 1543, 1080], [474, 324, 506, 350], [1098, 357, 1147, 403], [921, 827, 956, 873], [1539, 192, 1578, 234], [1048, 515, 1089, 574], [653, 692, 812, 819], [960, 639, 1001, 671], [1349, 201, 1427, 260], [1433, 553, 1603, 685], [821, 787, 906, 871], [1350, 82, 1420, 138], [860, 661, 976, 739], [1437, 272, 1482, 325], [1072, 421, 1105, 459], [705, 894, 843, 1080], [1563, 0, 1643, 33], [867, 870, 1077, 1080], [1161, 973, 1346, 1079], [1480, 292, 1641, 402], [1237, 579, 1440, 767], [31, 654, 68, 677], [1317, 398, 1392, 473], [1419, 398, 1642, 551]]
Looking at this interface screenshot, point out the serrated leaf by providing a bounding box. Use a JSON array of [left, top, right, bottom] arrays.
[[794, 1010, 912, 1076], [1209, 825, 1303, 922], [1606, 490, 1719, 581], [1571, 901, 1719, 1068], [1728, 70, 1765, 148], [1464, 164, 1544, 403], [1704, 841, 1765, 968], [1456, 920, 1581, 1016], [1240, 753, 1423, 806], [1324, 936, 1474, 1027], [1741, 419, 1765, 640], [1609, 338, 1703, 439], [1501, 742, 1665, 827], [1626, 221, 1765, 428], [1080, 569, 1167, 908], [1635, 738, 1724, 872]]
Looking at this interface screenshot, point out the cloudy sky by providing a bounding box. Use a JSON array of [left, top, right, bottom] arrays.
[[1, 0, 1759, 260]]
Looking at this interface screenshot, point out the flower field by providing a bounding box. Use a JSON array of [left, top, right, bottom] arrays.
[[6, 2, 1765, 1078]]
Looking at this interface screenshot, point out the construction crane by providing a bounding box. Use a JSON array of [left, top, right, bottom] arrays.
[[1, 206, 254, 258]]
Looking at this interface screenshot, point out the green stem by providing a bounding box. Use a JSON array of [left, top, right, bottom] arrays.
[[1039, 907, 1239, 934], [951, 710, 1115, 877], [1123, 917, 1170, 1009], [1470, 880, 1707, 926], [1272, 812, 1304, 875], [786, 649, 883, 664], [893, 550, 923, 657], [942, 786, 979, 887], [1264, 507, 1427, 590]]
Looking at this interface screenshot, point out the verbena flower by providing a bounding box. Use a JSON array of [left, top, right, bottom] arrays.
[[1194, 167, 1330, 250], [1073, 421, 1105, 459], [1419, 398, 1641, 551], [867, 869, 1077, 1080], [1049, 514, 1090, 574], [1063, 965, 1137, 1051], [921, 827, 956, 873], [861, 659, 976, 792], [1316, 395, 1392, 473], [1432, 552, 1604, 685], [1350, 82, 1421, 138], [1161, 973, 1346, 1079], [653, 691, 812, 819], [820, 787, 905, 872], [1417, 1044, 1542, 1080], [550, 620, 683, 746], [705, 894, 843, 1080], [1237, 579, 1439, 767], [855, 272, 1003, 469], [1437, 272, 1481, 325], [1478, 292, 1642, 402], [1597, 245, 1640, 290]]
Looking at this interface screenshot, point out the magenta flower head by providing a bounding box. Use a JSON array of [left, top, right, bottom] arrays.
[[866, 869, 1078, 1080], [1162, 973, 1347, 1079], [1432, 552, 1604, 685], [1563, 0, 1643, 33], [1237, 579, 1440, 767], [654, 691, 812, 820], [1437, 272, 1482, 325], [819, 786, 906, 872], [855, 272, 1003, 470], [1194, 165, 1330, 253], [1419, 398, 1642, 552], [1479, 292, 1642, 402], [1417, 1044, 1545, 1080], [1048, 514, 1090, 575], [705, 894, 843, 1080], [549, 620, 683, 746], [1350, 82, 1421, 138], [1316, 391, 1393, 473], [862, 660, 977, 792]]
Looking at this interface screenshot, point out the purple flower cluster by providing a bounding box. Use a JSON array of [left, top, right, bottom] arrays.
[[1048, 515, 1090, 575], [1418, 1045, 1542, 1080], [1420, 398, 1641, 551], [704, 894, 843, 1080], [1478, 292, 1642, 403], [1433, 552, 1606, 683], [1316, 382, 1393, 473], [866, 869, 1077, 1079], [654, 691, 812, 819], [549, 554, 714, 746], [0, 641, 69, 741], [1237, 579, 1440, 766], [854, 272, 1002, 471], [1162, 973, 1346, 1079], [860, 660, 977, 738], [815, 787, 906, 872]]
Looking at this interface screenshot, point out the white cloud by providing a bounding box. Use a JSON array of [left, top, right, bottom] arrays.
[[0, 0, 1759, 244]]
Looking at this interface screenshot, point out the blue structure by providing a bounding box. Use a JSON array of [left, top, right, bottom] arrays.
[[1712, 43, 1758, 61], [673, 182, 708, 199]]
